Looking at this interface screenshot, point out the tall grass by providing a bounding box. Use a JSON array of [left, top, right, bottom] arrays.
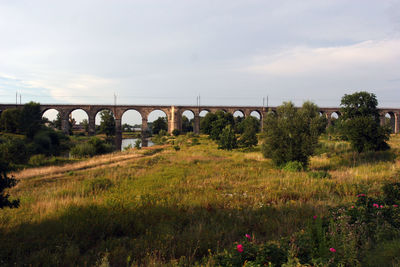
[[0, 135, 399, 266]]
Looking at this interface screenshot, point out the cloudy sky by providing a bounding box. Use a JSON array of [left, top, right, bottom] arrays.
[[1, 0, 400, 108]]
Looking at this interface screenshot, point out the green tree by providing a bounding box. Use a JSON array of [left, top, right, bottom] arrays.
[[19, 102, 42, 139], [200, 112, 217, 134], [261, 102, 325, 167], [238, 116, 260, 148], [0, 108, 21, 133], [0, 157, 19, 209], [152, 117, 168, 135], [181, 115, 193, 133], [217, 125, 237, 150], [209, 111, 235, 140], [99, 110, 115, 136], [339, 91, 390, 152], [52, 113, 62, 130]]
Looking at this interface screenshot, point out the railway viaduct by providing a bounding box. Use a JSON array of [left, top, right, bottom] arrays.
[[0, 104, 399, 149]]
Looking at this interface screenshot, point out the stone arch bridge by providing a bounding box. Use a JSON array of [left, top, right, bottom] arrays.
[[0, 104, 399, 149]]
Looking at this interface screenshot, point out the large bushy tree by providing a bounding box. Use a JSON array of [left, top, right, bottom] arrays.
[[238, 116, 259, 148], [0, 108, 21, 133], [152, 117, 168, 135], [19, 102, 42, 139], [261, 101, 326, 167], [339, 91, 390, 152], [98, 110, 115, 136]]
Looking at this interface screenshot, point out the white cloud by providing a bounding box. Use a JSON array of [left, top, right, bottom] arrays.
[[246, 39, 400, 76]]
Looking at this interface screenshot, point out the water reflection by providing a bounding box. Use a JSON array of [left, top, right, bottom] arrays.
[[121, 138, 154, 151]]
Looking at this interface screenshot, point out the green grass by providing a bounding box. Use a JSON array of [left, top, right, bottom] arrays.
[[1, 135, 400, 266]]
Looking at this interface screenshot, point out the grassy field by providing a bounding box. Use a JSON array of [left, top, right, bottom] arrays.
[[1, 134, 400, 266]]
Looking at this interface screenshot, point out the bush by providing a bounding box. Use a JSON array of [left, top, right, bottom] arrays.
[[28, 154, 47, 166], [172, 129, 180, 136], [173, 145, 180, 151], [282, 161, 304, 172], [134, 139, 141, 149], [217, 125, 237, 150], [70, 143, 97, 158]]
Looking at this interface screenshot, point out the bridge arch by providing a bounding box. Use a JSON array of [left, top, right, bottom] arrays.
[[384, 112, 396, 133], [233, 110, 245, 118], [148, 109, 168, 135], [180, 110, 195, 133], [42, 109, 60, 130], [121, 109, 143, 133]]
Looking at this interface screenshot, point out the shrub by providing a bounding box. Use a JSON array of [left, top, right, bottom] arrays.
[[28, 154, 47, 166], [173, 145, 180, 151], [70, 143, 97, 158], [134, 139, 141, 149], [172, 129, 180, 136], [282, 161, 304, 172], [217, 125, 237, 150]]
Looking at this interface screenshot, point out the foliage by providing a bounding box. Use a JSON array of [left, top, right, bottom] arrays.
[[339, 91, 390, 153], [217, 125, 237, 150], [238, 117, 259, 148], [98, 110, 115, 137], [19, 102, 43, 139], [200, 112, 217, 134], [210, 111, 235, 141], [282, 161, 305, 172], [152, 117, 168, 135], [134, 139, 141, 149], [70, 137, 113, 158], [0, 135, 30, 166], [181, 115, 193, 133], [0, 108, 21, 133], [261, 101, 326, 167], [83, 178, 112, 195], [172, 129, 180, 136], [0, 157, 19, 209]]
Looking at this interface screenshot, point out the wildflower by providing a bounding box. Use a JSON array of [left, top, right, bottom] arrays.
[[313, 215, 317, 220], [393, 205, 398, 208], [245, 234, 251, 240], [373, 203, 379, 208], [329, 248, 336, 253], [237, 244, 243, 253], [357, 194, 366, 197], [351, 206, 354, 209], [380, 205, 384, 208]]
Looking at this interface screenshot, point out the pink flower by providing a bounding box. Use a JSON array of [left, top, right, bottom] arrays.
[[245, 234, 251, 240], [393, 205, 398, 208], [237, 244, 243, 253], [380, 205, 384, 208], [357, 194, 366, 197], [329, 248, 336, 253], [351, 206, 354, 209], [373, 203, 379, 208], [313, 215, 317, 220]]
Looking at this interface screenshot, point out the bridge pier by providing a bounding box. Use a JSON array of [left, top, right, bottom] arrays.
[[395, 112, 399, 134], [193, 114, 200, 134], [60, 111, 70, 135], [115, 118, 122, 150], [88, 114, 96, 136]]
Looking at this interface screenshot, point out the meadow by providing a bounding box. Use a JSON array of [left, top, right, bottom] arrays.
[[0, 134, 399, 266]]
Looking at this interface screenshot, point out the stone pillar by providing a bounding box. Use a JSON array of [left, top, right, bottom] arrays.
[[141, 116, 148, 147], [194, 114, 200, 134], [88, 114, 96, 136], [60, 111, 70, 135], [168, 106, 179, 134], [395, 113, 399, 134], [115, 118, 122, 151]]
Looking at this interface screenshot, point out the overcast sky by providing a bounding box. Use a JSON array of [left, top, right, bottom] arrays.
[[1, 0, 400, 109]]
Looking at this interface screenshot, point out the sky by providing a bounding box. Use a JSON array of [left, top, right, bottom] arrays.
[[1, 0, 400, 123]]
